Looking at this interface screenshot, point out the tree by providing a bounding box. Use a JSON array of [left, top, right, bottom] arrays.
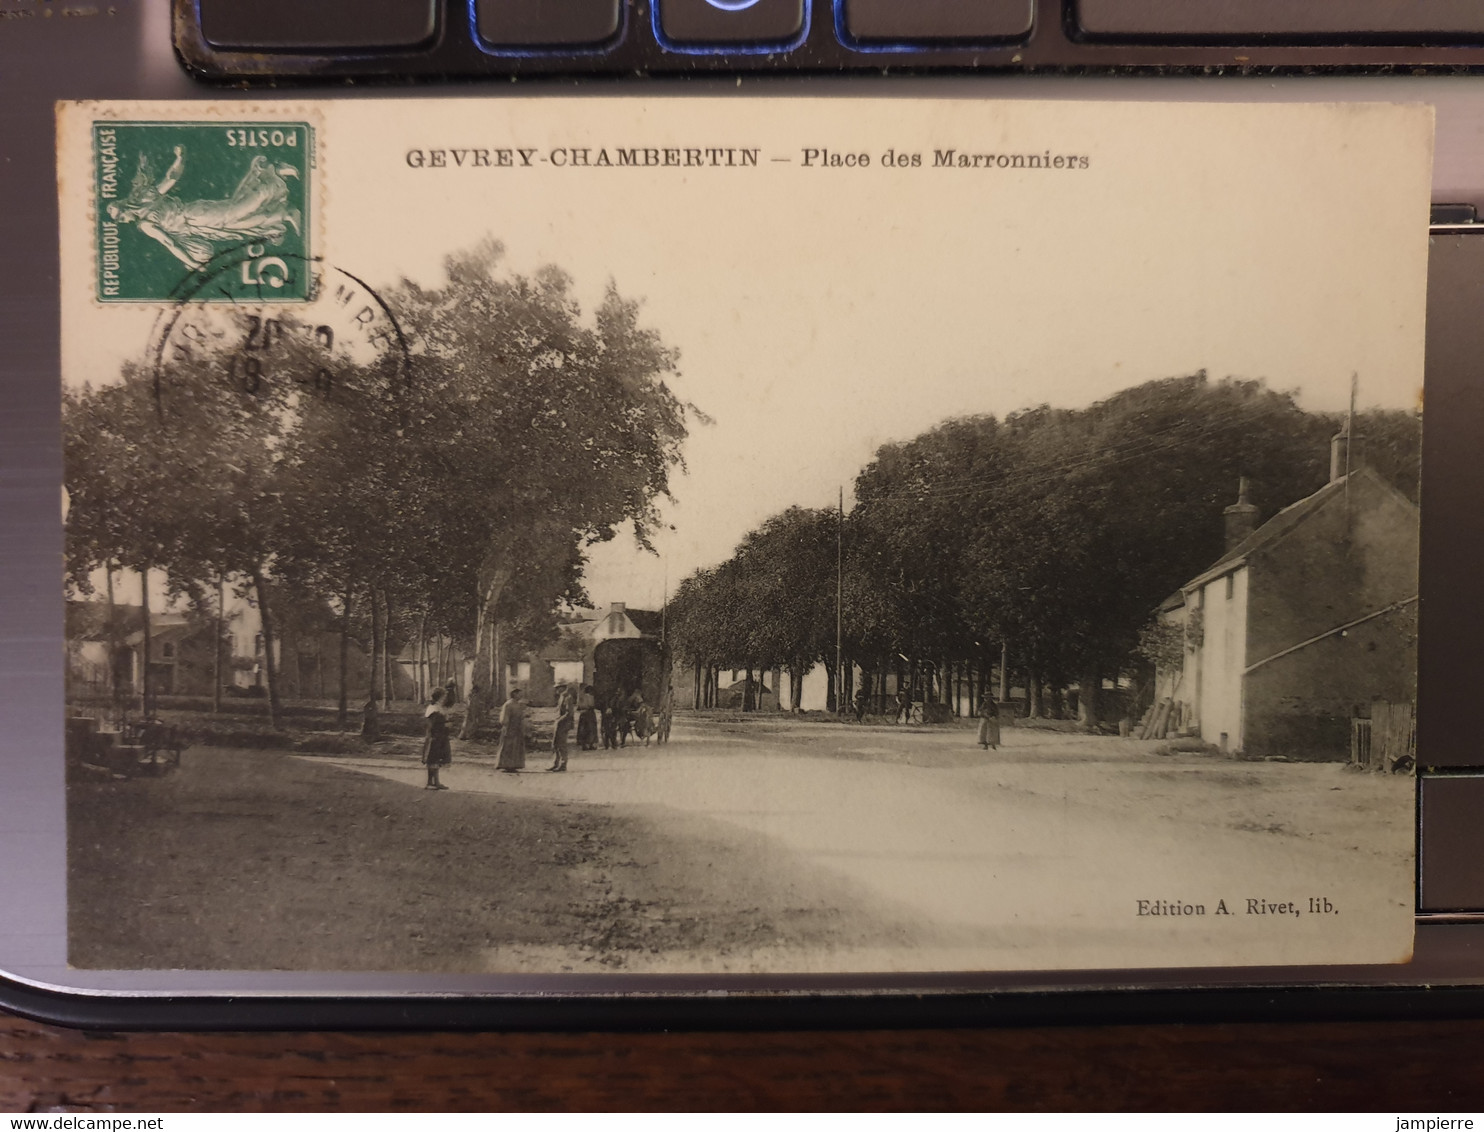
[[63, 239, 695, 729]]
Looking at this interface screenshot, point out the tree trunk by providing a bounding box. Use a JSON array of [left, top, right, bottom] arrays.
[[1027, 665, 1042, 719], [824, 658, 837, 713], [413, 612, 425, 703], [251, 568, 283, 730], [492, 621, 503, 703], [289, 625, 302, 701], [213, 573, 224, 715], [382, 591, 394, 704], [104, 560, 121, 721], [998, 641, 1009, 703], [1078, 666, 1100, 727], [138, 565, 152, 717], [486, 613, 496, 696], [368, 588, 382, 704], [337, 586, 353, 728]]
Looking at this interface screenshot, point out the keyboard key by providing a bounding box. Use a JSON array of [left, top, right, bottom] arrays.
[[477, 0, 622, 46], [1421, 777, 1484, 912], [1078, 0, 1484, 39], [844, 0, 1034, 42], [200, 0, 438, 50], [657, 0, 806, 45]]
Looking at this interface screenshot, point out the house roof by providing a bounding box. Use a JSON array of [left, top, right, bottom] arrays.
[[626, 608, 664, 637], [67, 600, 205, 645], [123, 619, 194, 649], [535, 629, 589, 662], [1180, 465, 1416, 594]]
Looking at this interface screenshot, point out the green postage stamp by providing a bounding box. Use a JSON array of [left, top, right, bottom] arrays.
[[93, 120, 312, 302]]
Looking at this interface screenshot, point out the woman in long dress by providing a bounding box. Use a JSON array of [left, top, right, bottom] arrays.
[[497, 688, 528, 774], [977, 697, 1001, 751], [107, 146, 302, 270], [421, 688, 452, 790], [575, 684, 598, 751]]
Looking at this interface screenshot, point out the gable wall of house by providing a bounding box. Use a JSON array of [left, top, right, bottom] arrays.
[[1241, 471, 1418, 757], [1195, 568, 1248, 751]]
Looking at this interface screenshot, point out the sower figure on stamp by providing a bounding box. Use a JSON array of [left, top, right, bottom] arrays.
[[421, 688, 452, 790], [107, 147, 302, 270], [549, 683, 574, 773]]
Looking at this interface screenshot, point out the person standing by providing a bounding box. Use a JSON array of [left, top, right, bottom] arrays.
[[656, 684, 673, 746], [631, 691, 652, 748], [600, 694, 619, 750], [549, 683, 574, 772], [361, 696, 380, 743], [421, 688, 452, 790], [977, 696, 1001, 751], [497, 687, 527, 774], [576, 684, 598, 751], [616, 690, 637, 748]]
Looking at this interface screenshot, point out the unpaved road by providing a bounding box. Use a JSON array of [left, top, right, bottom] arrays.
[[316, 716, 1414, 972]]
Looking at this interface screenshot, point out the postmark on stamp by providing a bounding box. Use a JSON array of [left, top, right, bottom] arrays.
[[93, 120, 312, 302]]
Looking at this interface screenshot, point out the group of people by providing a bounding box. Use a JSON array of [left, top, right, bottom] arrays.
[[419, 680, 673, 788], [593, 687, 671, 752]]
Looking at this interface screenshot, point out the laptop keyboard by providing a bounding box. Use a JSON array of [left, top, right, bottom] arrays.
[[179, 0, 1484, 79]]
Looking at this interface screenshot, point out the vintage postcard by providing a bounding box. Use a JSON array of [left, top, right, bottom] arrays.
[[56, 97, 1430, 976]]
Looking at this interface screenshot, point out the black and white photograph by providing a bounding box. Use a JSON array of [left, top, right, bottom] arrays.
[[55, 97, 1431, 977]]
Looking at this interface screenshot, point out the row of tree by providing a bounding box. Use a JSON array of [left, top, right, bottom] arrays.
[[665, 374, 1420, 721], [64, 240, 693, 728]]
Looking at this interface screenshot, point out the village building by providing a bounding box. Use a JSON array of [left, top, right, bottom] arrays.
[[1153, 433, 1418, 758], [66, 595, 378, 703], [508, 602, 668, 707]]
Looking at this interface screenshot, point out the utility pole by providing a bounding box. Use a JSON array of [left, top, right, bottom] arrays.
[[1344, 372, 1357, 517], [837, 485, 844, 715]]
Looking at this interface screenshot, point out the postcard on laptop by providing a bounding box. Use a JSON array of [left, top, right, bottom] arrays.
[[54, 97, 1429, 976]]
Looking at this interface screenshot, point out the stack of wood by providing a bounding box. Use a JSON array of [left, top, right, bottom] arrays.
[[1135, 698, 1185, 740]]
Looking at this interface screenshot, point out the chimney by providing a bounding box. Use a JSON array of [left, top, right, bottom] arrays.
[[611, 602, 626, 614], [1223, 476, 1259, 551], [1329, 428, 1361, 483]]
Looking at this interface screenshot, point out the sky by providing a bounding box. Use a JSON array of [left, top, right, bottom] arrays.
[[59, 97, 1432, 612]]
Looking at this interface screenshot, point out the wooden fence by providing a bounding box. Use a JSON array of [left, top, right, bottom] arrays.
[[1350, 701, 1416, 772]]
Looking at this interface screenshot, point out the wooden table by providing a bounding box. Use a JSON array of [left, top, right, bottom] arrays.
[[5, 1015, 1484, 1111]]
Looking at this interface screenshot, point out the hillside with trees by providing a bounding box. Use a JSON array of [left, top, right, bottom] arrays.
[[667, 373, 1420, 723]]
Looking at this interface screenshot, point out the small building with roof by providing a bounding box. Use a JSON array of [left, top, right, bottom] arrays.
[[1155, 433, 1418, 758], [510, 602, 668, 707]]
